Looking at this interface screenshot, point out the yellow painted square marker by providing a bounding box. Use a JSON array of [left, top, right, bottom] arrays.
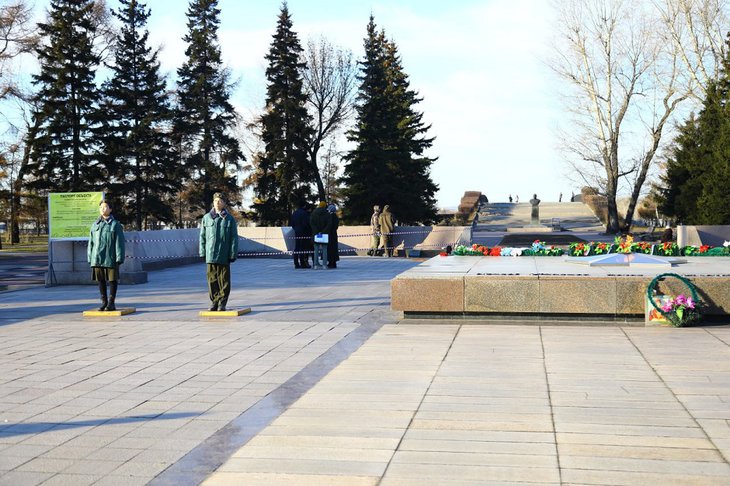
[[199, 308, 251, 317], [83, 308, 136, 317]]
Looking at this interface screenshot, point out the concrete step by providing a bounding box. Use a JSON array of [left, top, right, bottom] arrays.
[[475, 202, 604, 232]]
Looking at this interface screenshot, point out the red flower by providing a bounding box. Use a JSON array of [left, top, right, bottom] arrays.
[[439, 252, 448, 257], [489, 247, 502, 256], [700, 245, 710, 253]]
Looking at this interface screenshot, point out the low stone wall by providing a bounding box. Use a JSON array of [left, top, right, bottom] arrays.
[[677, 225, 730, 247], [392, 256, 730, 320], [46, 226, 471, 285]]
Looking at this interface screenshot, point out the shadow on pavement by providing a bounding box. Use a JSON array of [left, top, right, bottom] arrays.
[[0, 411, 201, 437]]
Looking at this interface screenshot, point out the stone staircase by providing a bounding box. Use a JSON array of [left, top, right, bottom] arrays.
[[474, 201, 604, 232]]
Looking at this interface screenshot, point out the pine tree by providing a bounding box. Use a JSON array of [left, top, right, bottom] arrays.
[[27, 0, 102, 193], [99, 0, 178, 230], [656, 113, 706, 222], [380, 38, 438, 223], [342, 16, 438, 225], [657, 33, 730, 225], [252, 3, 314, 225], [695, 83, 730, 224], [175, 0, 243, 215]]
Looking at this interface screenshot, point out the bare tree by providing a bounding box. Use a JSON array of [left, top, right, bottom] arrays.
[[653, 0, 729, 99], [89, 0, 117, 63], [552, 0, 696, 232], [0, 1, 37, 246], [302, 36, 356, 200], [0, 1, 37, 104], [0, 0, 114, 105], [320, 139, 344, 204]]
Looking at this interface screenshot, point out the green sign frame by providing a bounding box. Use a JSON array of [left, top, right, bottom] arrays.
[[48, 192, 104, 240]]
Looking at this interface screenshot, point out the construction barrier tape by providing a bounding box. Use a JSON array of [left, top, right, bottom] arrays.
[[122, 228, 463, 243], [121, 243, 450, 260]]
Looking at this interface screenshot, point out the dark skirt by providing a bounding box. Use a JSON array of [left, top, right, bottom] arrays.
[[91, 266, 119, 282]]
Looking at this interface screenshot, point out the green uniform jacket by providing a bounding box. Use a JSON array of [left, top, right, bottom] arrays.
[[199, 210, 239, 264], [379, 209, 395, 235], [310, 207, 332, 236], [87, 217, 125, 268]]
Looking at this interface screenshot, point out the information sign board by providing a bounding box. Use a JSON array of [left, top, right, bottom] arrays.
[[48, 192, 104, 240]]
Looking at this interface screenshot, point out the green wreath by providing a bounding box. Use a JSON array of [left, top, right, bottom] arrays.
[[646, 273, 701, 327]]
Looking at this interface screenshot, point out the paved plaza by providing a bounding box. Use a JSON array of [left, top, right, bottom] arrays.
[[0, 257, 729, 485]]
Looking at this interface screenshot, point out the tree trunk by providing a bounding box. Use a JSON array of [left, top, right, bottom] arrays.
[[135, 158, 142, 231], [11, 118, 37, 244], [11, 189, 21, 244], [622, 154, 654, 232], [605, 176, 621, 234], [72, 83, 81, 190], [309, 144, 326, 200]]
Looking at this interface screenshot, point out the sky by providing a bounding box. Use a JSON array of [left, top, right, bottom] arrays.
[[28, 0, 573, 208]]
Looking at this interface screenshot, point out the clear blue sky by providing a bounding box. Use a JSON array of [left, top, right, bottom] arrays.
[[34, 0, 574, 207]]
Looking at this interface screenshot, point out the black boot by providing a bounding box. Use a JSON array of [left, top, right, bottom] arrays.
[[106, 281, 117, 311], [98, 281, 108, 311], [218, 300, 227, 312], [208, 303, 218, 311]]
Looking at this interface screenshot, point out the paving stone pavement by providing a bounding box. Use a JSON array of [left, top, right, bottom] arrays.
[[205, 324, 730, 486], [1, 257, 730, 485]]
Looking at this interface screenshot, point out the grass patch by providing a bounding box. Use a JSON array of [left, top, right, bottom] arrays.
[[1, 235, 49, 253]]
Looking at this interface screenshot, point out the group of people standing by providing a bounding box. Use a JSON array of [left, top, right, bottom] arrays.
[[289, 200, 340, 269], [87, 194, 395, 312], [368, 204, 395, 257], [88, 192, 240, 313]]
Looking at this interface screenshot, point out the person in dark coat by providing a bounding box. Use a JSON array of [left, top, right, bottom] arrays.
[[310, 201, 331, 269], [88, 200, 125, 311], [660, 225, 673, 243], [326, 204, 339, 268], [289, 201, 312, 269], [199, 192, 238, 311]]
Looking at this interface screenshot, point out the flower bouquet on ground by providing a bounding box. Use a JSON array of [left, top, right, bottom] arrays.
[[683, 244, 730, 256], [655, 241, 680, 256], [453, 244, 488, 256], [614, 234, 634, 254], [646, 273, 702, 327], [569, 241, 613, 256], [568, 242, 589, 256], [591, 241, 611, 255], [523, 240, 564, 257], [660, 294, 701, 327], [633, 241, 653, 254]]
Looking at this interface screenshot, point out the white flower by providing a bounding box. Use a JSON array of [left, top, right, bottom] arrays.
[[724, 241, 730, 247]]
